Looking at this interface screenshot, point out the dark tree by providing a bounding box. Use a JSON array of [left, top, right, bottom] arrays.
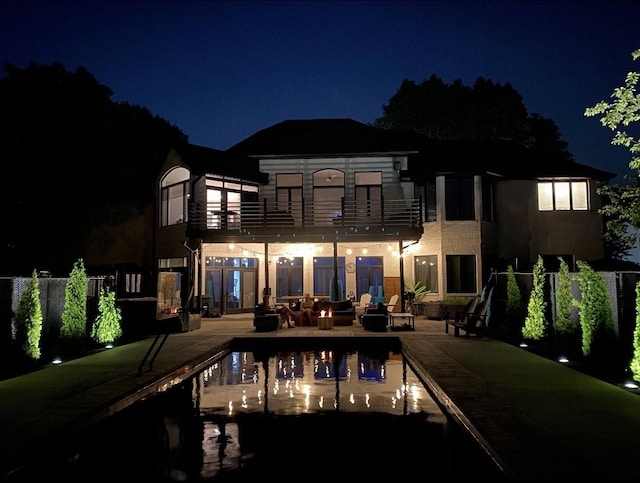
[[0, 62, 188, 275], [374, 74, 570, 155]]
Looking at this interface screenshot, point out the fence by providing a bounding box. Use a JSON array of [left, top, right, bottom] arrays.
[[493, 270, 640, 362]]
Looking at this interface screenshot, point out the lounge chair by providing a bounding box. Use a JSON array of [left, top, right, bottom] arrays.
[[445, 297, 488, 337], [386, 294, 399, 314], [355, 292, 372, 323], [361, 302, 389, 332]]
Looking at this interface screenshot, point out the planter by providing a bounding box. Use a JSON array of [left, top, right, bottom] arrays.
[[421, 302, 444, 319], [419, 300, 474, 320]]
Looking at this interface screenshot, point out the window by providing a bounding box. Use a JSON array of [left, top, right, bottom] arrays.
[[160, 167, 190, 226], [355, 171, 382, 220], [206, 176, 259, 230], [446, 255, 476, 294], [158, 257, 187, 269], [538, 180, 589, 211], [355, 256, 384, 299], [445, 176, 475, 220], [414, 255, 438, 293], [276, 173, 303, 224], [276, 256, 303, 299], [313, 256, 345, 299], [482, 177, 495, 222]]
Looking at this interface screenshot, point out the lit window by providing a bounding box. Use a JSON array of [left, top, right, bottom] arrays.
[[537, 181, 588, 211], [572, 182, 588, 210], [160, 167, 190, 226]]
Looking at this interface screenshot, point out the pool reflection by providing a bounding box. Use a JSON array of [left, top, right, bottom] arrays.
[[197, 347, 443, 417], [17, 340, 508, 482]]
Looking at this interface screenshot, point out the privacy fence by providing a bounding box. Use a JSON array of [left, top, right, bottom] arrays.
[[2, 271, 640, 356]]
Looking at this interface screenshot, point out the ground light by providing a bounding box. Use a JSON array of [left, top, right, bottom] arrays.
[[624, 381, 639, 389], [105, 343, 114, 349], [519, 342, 528, 348], [52, 357, 62, 365], [557, 356, 570, 363]]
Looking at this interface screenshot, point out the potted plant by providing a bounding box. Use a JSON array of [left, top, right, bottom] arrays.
[[405, 281, 430, 314]]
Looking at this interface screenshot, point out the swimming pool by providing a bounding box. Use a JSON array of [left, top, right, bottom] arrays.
[[12, 338, 508, 481]]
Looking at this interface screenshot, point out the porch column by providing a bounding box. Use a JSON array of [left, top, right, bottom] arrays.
[[263, 242, 270, 301], [399, 240, 406, 312], [332, 241, 340, 301]]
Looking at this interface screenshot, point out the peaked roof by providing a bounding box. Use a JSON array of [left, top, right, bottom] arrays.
[[226, 118, 427, 157], [227, 118, 615, 182]]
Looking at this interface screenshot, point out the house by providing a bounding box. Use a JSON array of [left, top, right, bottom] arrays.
[[154, 118, 614, 327]]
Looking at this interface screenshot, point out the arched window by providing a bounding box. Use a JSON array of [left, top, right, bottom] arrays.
[[160, 167, 190, 226]]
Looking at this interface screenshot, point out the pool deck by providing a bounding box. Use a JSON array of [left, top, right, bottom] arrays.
[[1, 314, 640, 481]]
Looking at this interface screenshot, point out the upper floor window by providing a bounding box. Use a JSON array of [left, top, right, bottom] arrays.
[[445, 175, 475, 221], [538, 180, 589, 211], [482, 177, 496, 222], [160, 167, 190, 226], [206, 176, 259, 229], [355, 171, 382, 218], [276, 173, 303, 224]]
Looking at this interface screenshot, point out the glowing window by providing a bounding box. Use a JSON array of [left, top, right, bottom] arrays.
[[538, 181, 588, 211]]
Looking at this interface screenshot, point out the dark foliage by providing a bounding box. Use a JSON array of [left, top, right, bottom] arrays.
[[374, 74, 573, 161], [0, 62, 188, 276]]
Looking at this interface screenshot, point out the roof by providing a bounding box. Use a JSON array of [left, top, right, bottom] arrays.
[[226, 118, 615, 182], [226, 118, 427, 157], [174, 142, 268, 183], [410, 139, 616, 181]]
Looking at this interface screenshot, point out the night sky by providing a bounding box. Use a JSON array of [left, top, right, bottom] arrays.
[[1, 1, 638, 181]]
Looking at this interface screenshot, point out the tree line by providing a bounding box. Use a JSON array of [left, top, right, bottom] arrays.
[[0, 61, 604, 276]]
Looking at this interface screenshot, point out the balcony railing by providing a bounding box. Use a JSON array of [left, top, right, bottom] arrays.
[[188, 198, 422, 232]]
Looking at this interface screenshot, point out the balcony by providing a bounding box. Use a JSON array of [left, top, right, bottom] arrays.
[[187, 198, 423, 243]]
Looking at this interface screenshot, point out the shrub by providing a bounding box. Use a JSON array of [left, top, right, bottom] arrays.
[[629, 281, 640, 381], [572, 260, 615, 358], [14, 269, 43, 361], [554, 257, 574, 336], [506, 265, 523, 325], [91, 287, 122, 345], [522, 256, 546, 341], [60, 258, 88, 340]]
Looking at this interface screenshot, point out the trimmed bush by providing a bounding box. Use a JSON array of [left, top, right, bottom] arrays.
[[554, 257, 574, 336], [14, 269, 43, 361], [572, 260, 615, 359], [522, 256, 546, 341], [629, 282, 640, 381], [91, 287, 122, 345]]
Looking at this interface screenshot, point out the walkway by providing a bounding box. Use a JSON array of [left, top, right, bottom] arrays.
[[1, 314, 640, 481]]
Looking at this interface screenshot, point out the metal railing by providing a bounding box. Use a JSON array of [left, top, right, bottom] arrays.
[[188, 198, 422, 231]]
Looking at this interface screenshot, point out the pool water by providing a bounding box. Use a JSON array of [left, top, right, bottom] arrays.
[[14, 339, 508, 481]]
